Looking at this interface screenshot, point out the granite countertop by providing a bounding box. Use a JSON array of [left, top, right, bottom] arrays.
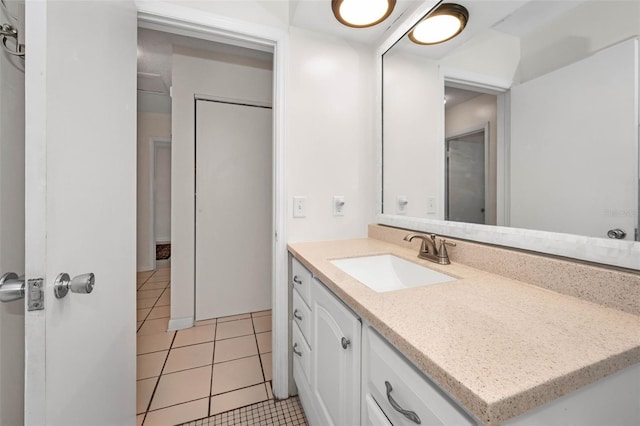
[[288, 238, 640, 425]]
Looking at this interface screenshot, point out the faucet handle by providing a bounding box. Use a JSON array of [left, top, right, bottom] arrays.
[[437, 239, 456, 264]]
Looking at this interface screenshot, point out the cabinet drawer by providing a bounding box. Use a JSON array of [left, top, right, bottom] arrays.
[[366, 393, 392, 426], [366, 327, 474, 426], [292, 257, 312, 307], [292, 321, 312, 386], [293, 289, 312, 346]]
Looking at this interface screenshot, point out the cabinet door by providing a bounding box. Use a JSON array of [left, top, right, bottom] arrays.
[[311, 279, 361, 426]]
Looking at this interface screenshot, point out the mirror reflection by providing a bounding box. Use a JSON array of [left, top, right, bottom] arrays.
[[382, 0, 639, 241]]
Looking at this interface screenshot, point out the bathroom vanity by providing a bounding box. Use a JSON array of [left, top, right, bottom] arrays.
[[289, 226, 640, 426]]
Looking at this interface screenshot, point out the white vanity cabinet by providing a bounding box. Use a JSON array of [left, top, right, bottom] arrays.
[[291, 258, 361, 426]]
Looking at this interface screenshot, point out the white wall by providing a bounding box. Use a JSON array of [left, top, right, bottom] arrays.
[[510, 39, 638, 239], [382, 50, 441, 218], [154, 144, 171, 243], [287, 26, 376, 241], [137, 112, 171, 271], [171, 0, 289, 30], [518, 0, 640, 83], [0, 9, 25, 423], [171, 45, 273, 325], [445, 94, 497, 225]]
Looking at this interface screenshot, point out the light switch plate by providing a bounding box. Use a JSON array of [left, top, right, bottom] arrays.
[[426, 196, 436, 214], [333, 196, 345, 216], [293, 196, 306, 218]]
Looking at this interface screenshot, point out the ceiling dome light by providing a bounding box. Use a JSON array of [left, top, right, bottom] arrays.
[[332, 0, 396, 28], [409, 3, 469, 45]]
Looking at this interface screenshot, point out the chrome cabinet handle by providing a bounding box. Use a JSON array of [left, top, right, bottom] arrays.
[[293, 276, 302, 285], [0, 272, 24, 302], [292, 343, 302, 357], [385, 381, 421, 424], [341, 337, 351, 349], [54, 273, 95, 299], [293, 309, 302, 320]]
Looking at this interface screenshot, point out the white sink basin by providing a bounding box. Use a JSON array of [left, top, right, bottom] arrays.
[[330, 254, 456, 293]]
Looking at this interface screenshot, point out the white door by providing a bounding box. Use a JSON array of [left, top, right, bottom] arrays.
[[24, 1, 137, 424], [195, 99, 272, 320]]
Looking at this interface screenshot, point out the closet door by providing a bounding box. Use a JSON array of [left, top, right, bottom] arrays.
[[195, 100, 272, 320]]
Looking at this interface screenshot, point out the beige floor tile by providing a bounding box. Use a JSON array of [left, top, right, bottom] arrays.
[[217, 313, 251, 323], [164, 342, 214, 374], [145, 397, 208, 426], [260, 352, 272, 381], [252, 309, 272, 318], [214, 335, 258, 363], [137, 308, 151, 322], [150, 365, 212, 410], [137, 289, 164, 300], [136, 414, 144, 426], [147, 305, 170, 320], [137, 351, 168, 380], [265, 382, 274, 400], [136, 377, 157, 414], [138, 318, 169, 336], [137, 271, 154, 279], [252, 315, 271, 333], [211, 355, 263, 395], [195, 319, 216, 327], [210, 383, 268, 415], [155, 293, 170, 307], [256, 331, 272, 354], [139, 281, 169, 291], [216, 318, 253, 340], [137, 332, 175, 355], [146, 275, 170, 283], [173, 324, 215, 347], [137, 298, 157, 309]]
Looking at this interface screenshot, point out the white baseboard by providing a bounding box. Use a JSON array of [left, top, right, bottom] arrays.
[[168, 317, 194, 331], [137, 263, 155, 273]]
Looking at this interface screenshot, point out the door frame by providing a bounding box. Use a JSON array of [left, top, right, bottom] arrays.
[[444, 124, 490, 224], [150, 138, 171, 272], [136, 3, 290, 399]]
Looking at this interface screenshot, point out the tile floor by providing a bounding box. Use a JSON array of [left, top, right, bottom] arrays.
[[136, 263, 307, 426]]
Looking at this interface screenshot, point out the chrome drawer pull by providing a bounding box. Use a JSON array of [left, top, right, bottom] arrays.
[[385, 381, 421, 424], [293, 276, 302, 285], [293, 343, 302, 357], [293, 309, 302, 320]]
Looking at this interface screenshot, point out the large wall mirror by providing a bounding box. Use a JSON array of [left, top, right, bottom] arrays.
[[378, 0, 640, 269]]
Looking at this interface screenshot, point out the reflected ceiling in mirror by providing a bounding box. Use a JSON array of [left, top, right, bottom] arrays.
[[382, 0, 640, 245]]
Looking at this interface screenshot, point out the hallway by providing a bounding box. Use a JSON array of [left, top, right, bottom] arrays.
[[136, 263, 306, 425]]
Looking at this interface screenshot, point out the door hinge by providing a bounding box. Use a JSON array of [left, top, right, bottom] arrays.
[[27, 278, 44, 311]]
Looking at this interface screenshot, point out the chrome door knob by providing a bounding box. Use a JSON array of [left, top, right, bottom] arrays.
[[54, 273, 95, 299], [607, 229, 626, 239], [0, 272, 25, 302]]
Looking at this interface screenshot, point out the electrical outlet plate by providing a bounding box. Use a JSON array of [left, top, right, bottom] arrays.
[[396, 195, 408, 215], [333, 196, 345, 216]]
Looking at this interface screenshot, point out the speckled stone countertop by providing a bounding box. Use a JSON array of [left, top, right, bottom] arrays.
[[288, 238, 640, 425]]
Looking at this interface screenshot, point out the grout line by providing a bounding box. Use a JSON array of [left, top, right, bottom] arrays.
[[208, 322, 217, 416], [144, 331, 177, 415], [250, 315, 268, 384]]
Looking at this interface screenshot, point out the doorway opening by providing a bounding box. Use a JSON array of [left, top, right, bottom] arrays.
[[444, 84, 499, 225]]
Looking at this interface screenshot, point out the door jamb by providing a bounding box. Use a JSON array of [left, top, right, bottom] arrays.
[[136, 3, 290, 399]]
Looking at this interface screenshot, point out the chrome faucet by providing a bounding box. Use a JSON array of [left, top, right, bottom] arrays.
[[403, 233, 456, 265]]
